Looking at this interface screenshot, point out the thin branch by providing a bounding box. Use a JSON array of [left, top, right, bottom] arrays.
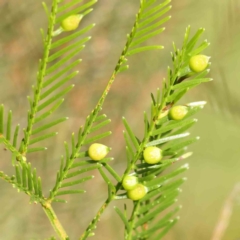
[[42, 202, 69, 240], [79, 200, 110, 240], [127, 202, 141, 240], [211, 182, 240, 240]]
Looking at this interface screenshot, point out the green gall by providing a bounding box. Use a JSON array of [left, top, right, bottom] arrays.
[[189, 55, 210, 73], [127, 184, 147, 201], [122, 175, 138, 190], [169, 105, 188, 120], [61, 15, 82, 31], [143, 146, 162, 164], [88, 143, 109, 161]]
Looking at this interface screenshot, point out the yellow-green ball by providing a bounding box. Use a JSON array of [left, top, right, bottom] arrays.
[[169, 105, 188, 120], [122, 176, 138, 190], [143, 146, 162, 164], [189, 55, 210, 73], [61, 15, 82, 31], [127, 184, 147, 201], [88, 143, 109, 161]]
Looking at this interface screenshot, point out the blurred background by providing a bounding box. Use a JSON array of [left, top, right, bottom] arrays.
[[0, 0, 240, 239]]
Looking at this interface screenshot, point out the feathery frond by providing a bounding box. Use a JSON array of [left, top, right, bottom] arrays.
[[114, 26, 212, 239], [19, 0, 97, 156], [49, 0, 173, 204], [114, 0, 172, 74], [0, 162, 43, 203]]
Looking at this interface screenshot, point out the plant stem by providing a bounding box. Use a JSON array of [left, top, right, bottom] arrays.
[[79, 200, 110, 240], [42, 202, 68, 240], [126, 202, 140, 240], [211, 183, 240, 240]]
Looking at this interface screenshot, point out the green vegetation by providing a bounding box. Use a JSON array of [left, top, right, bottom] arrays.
[[0, 0, 239, 240]]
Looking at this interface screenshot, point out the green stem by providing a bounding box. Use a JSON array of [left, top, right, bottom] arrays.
[[0, 135, 25, 163], [21, 0, 58, 155], [127, 202, 140, 240], [79, 200, 110, 240], [42, 202, 69, 240]]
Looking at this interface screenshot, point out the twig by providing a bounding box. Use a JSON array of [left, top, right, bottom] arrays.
[[211, 182, 240, 240]]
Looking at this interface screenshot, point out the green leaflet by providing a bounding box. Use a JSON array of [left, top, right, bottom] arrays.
[[32, 117, 68, 135], [146, 164, 189, 187], [151, 118, 196, 136], [146, 133, 190, 147], [171, 77, 213, 90], [186, 28, 205, 52], [56, 0, 97, 23], [0, 105, 16, 144], [56, 190, 85, 196], [126, 45, 164, 56], [114, 207, 131, 232], [122, 117, 140, 150], [163, 137, 199, 154], [153, 218, 179, 240], [83, 131, 112, 145], [138, 189, 180, 214], [0, 106, 23, 165], [135, 199, 177, 227], [61, 176, 94, 188]]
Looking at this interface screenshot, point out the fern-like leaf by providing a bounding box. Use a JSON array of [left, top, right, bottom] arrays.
[[115, 0, 171, 74], [49, 0, 173, 203], [115, 26, 212, 239], [20, 0, 97, 155], [0, 162, 43, 203], [49, 112, 114, 201]]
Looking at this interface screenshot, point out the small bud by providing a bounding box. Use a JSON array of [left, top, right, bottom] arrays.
[[122, 175, 138, 190], [61, 15, 82, 31], [168, 105, 188, 120], [189, 55, 210, 73], [143, 146, 162, 164], [88, 143, 110, 161], [127, 184, 147, 201]]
